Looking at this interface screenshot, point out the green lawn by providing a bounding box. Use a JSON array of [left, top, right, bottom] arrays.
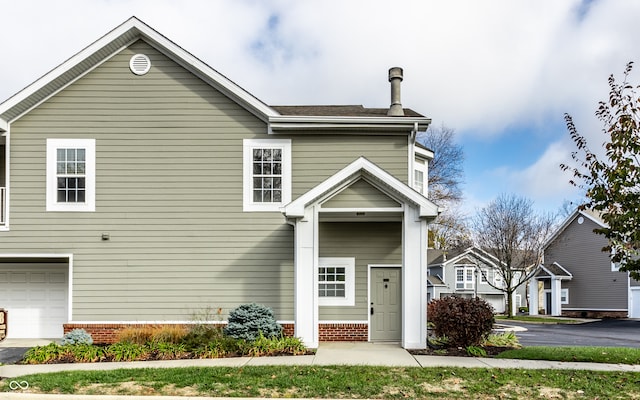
[[2, 366, 639, 399], [499, 346, 640, 365]]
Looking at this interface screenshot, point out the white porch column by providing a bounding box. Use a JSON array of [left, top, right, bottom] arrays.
[[293, 206, 319, 348], [550, 278, 562, 316], [529, 278, 539, 316], [402, 204, 428, 349]]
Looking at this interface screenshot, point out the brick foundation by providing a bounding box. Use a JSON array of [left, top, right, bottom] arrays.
[[318, 323, 368, 341], [65, 322, 366, 344], [561, 310, 628, 319]]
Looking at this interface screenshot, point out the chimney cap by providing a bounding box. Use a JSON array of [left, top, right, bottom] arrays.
[[388, 67, 404, 81]]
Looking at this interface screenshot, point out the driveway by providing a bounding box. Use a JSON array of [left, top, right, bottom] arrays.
[[0, 339, 53, 365], [501, 319, 640, 348]]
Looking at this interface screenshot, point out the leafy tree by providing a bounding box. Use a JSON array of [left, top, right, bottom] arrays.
[[561, 62, 640, 280], [472, 194, 556, 317], [417, 124, 467, 249]]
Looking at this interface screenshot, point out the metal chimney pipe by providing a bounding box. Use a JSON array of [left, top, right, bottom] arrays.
[[387, 67, 404, 116]]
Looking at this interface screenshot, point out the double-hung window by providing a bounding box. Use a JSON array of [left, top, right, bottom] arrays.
[[243, 139, 291, 212], [318, 257, 355, 306], [455, 266, 475, 290], [46, 139, 95, 212]]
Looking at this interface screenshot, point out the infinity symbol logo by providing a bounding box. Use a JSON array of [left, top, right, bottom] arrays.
[[9, 380, 29, 390]]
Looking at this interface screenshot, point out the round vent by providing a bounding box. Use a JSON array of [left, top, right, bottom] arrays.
[[129, 54, 151, 75]]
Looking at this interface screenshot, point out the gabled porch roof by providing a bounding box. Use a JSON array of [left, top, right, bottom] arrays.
[[282, 157, 441, 220], [535, 262, 573, 280]]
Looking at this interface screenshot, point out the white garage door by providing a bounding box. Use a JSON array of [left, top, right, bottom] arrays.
[[482, 294, 506, 314], [0, 263, 68, 338]]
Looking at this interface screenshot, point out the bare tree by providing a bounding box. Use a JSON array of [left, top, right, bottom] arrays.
[[417, 124, 464, 204], [472, 194, 556, 317], [418, 124, 466, 249]]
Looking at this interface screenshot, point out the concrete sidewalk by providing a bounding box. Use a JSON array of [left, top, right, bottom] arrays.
[[1, 342, 639, 379]]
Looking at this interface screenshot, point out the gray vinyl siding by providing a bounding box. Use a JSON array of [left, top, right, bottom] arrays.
[[545, 216, 628, 310], [318, 222, 402, 320], [2, 40, 413, 323], [322, 179, 401, 208]]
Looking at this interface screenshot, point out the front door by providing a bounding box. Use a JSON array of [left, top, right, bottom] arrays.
[[370, 267, 401, 341]]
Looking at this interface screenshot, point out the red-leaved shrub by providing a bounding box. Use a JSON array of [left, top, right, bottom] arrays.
[[428, 296, 495, 347]]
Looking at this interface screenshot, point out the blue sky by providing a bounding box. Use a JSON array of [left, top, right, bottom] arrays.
[[0, 0, 638, 217]]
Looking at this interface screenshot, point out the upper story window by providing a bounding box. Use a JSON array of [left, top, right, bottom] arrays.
[[413, 160, 427, 196], [243, 139, 291, 212], [46, 139, 95, 212], [455, 266, 475, 290]]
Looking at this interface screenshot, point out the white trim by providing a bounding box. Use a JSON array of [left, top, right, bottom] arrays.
[[284, 157, 440, 219], [561, 288, 569, 305], [0, 252, 73, 328], [319, 320, 368, 324], [46, 138, 96, 212], [561, 308, 628, 312], [1, 126, 9, 230], [629, 286, 640, 318], [318, 257, 355, 306], [0, 17, 276, 123], [242, 138, 291, 212]]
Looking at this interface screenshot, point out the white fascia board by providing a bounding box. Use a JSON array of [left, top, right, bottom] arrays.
[[283, 157, 440, 219], [414, 146, 434, 160], [0, 119, 7, 132], [268, 116, 431, 133], [0, 17, 276, 122]]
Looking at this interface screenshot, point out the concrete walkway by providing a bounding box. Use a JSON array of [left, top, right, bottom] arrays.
[[2, 342, 639, 379]]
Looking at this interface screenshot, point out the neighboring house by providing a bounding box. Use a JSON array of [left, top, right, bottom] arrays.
[[426, 246, 526, 314], [529, 209, 640, 318], [0, 17, 441, 348]]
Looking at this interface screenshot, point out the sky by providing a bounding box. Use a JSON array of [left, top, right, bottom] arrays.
[[1, 0, 638, 217]]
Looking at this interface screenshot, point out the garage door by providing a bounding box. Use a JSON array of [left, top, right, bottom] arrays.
[[0, 262, 68, 338], [482, 294, 506, 314]]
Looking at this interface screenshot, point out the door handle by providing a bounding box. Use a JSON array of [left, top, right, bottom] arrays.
[[370, 306, 374, 315]]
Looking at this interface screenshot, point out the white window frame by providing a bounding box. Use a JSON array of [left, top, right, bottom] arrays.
[[455, 266, 475, 290], [494, 273, 504, 288], [480, 268, 489, 283], [46, 138, 95, 212], [243, 138, 291, 212], [413, 160, 427, 195], [561, 288, 569, 304], [318, 257, 355, 306]]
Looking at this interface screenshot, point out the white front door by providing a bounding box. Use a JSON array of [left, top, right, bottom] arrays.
[[630, 287, 640, 318], [0, 265, 68, 338]]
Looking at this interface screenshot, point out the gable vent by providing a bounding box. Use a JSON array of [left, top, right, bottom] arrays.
[[129, 54, 151, 75]]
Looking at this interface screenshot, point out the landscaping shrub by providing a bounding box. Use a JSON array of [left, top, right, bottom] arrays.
[[224, 303, 282, 341], [428, 296, 495, 347], [117, 326, 155, 345], [61, 328, 93, 346], [150, 325, 188, 344]]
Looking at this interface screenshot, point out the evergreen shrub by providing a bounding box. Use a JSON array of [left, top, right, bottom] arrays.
[[223, 303, 282, 341]]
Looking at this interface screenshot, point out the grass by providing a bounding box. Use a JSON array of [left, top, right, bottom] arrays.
[[495, 315, 580, 324], [2, 366, 639, 398], [498, 346, 640, 365]]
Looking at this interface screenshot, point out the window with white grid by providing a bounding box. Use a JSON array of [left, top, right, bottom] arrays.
[[243, 139, 291, 211], [46, 138, 95, 212], [318, 257, 355, 306]]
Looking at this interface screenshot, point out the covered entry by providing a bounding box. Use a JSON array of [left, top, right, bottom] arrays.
[[0, 256, 70, 338], [284, 157, 439, 349]]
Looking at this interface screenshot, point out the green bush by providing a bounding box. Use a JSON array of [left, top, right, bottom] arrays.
[[22, 343, 67, 364], [61, 328, 93, 346], [107, 342, 149, 362], [483, 331, 521, 348], [428, 296, 495, 347], [224, 303, 282, 341]]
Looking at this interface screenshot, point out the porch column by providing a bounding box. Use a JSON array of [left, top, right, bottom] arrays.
[[550, 278, 562, 316], [529, 278, 539, 316], [293, 206, 319, 348], [402, 204, 428, 349]]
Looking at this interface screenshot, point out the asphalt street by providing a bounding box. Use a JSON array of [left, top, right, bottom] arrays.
[[501, 319, 640, 347]]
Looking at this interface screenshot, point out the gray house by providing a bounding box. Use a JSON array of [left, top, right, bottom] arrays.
[[427, 246, 526, 314], [529, 209, 640, 318], [0, 17, 441, 348]]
